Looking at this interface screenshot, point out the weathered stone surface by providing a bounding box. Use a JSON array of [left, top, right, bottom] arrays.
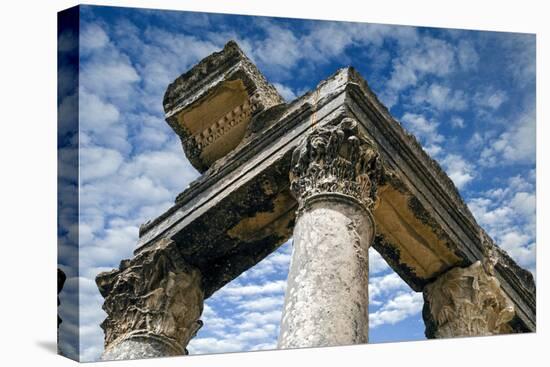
[[423, 233, 515, 338], [101, 337, 185, 361], [137, 68, 352, 298], [279, 195, 373, 348], [279, 118, 379, 348], [136, 58, 536, 331], [117, 44, 535, 333], [96, 238, 204, 360], [163, 40, 284, 172], [345, 71, 535, 331], [289, 117, 381, 211]]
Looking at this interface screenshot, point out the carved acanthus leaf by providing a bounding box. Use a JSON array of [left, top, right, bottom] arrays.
[[289, 117, 381, 209], [96, 238, 204, 355], [423, 256, 515, 338]]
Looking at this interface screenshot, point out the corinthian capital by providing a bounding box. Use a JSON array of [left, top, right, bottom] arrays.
[[423, 242, 515, 338], [289, 117, 381, 210], [96, 238, 204, 357]]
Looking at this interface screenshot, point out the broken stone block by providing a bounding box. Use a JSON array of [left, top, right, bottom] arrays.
[[163, 41, 284, 172]]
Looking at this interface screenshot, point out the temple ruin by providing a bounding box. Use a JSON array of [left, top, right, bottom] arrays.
[[95, 41, 536, 360]]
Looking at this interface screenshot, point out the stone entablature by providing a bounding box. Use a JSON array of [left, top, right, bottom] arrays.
[[193, 99, 252, 152], [133, 62, 534, 331], [163, 41, 284, 172], [96, 40, 536, 360]]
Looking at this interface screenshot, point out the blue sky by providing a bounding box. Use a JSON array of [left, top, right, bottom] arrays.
[[57, 5, 535, 361]]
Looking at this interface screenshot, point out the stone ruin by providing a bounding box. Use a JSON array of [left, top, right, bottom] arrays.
[[95, 41, 536, 360]]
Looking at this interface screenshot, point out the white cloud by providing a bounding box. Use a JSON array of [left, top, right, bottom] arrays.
[[121, 147, 198, 190], [400, 112, 444, 145], [72, 14, 535, 361], [79, 89, 131, 154], [369, 249, 390, 275], [79, 90, 120, 131], [188, 337, 245, 354], [499, 233, 536, 268], [81, 49, 140, 102], [369, 272, 409, 304], [451, 116, 465, 128], [253, 22, 302, 71], [457, 39, 480, 70], [248, 20, 418, 77], [504, 35, 535, 87], [188, 242, 290, 355], [237, 310, 283, 326], [79, 23, 142, 107], [81, 23, 109, 53], [474, 88, 508, 110], [58, 29, 78, 54], [385, 37, 457, 106], [424, 144, 443, 157], [467, 132, 484, 150], [80, 147, 123, 183], [136, 27, 220, 100], [237, 296, 284, 311], [273, 82, 297, 101], [510, 191, 536, 217], [411, 83, 468, 112], [440, 154, 475, 189], [370, 291, 423, 328], [218, 280, 287, 297], [466, 173, 536, 270], [480, 107, 535, 166]]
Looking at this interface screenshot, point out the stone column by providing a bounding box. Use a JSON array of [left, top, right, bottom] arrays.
[[278, 117, 381, 349], [96, 238, 204, 360], [423, 233, 515, 338]]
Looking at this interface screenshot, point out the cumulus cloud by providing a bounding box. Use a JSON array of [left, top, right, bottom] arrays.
[[440, 154, 475, 189], [253, 22, 303, 71], [503, 34, 536, 88], [384, 37, 457, 107], [479, 106, 535, 166], [188, 242, 292, 355], [467, 174, 536, 271], [81, 23, 109, 53], [80, 147, 123, 183], [369, 249, 390, 275], [474, 88, 508, 110], [273, 82, 297, 101], [80, 48, 140, 103], [457, 39, 480, 70], [411, 83, 468, 112], [369, 272, 410, 305], [400, 112, 444, 146], [70, 8, 534, 361], [451, 116, 465, 128], [370, 292, 424, 328]]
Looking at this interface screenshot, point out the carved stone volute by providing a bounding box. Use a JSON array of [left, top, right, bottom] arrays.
[[289, 117, 381, 210], [96, 238, 204, 358]]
